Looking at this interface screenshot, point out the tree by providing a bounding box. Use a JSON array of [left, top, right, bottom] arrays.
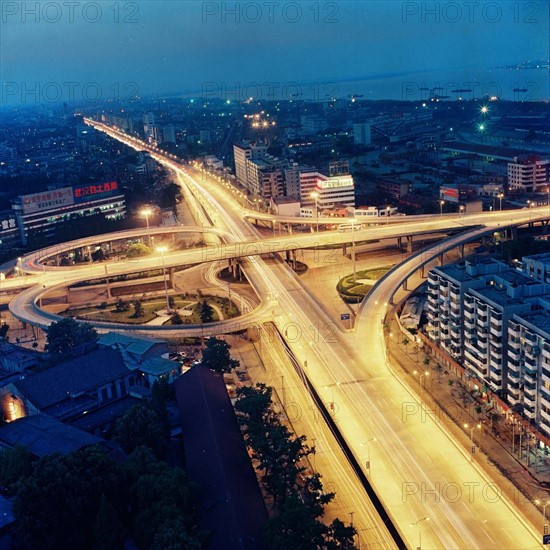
[[200, 337, 239, 374], [0, 445, 34, 493], [91, 248, 105, 262], [150, 518, 204, 550], [132, 300, 144, 318], [115, 297, 129, 312], [114, 402, 168, 459], [93, 495, 126, 550], [161, 183, 182, 208], [126, 447, 202, 549], [12, 446, 126, 550], [126, 243, 150, 258], [198, 300, 214, 323], [170, 312, 183, 325], [45, 318, 98, 356]]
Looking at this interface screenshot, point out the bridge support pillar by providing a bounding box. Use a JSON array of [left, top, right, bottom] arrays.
[[287, 224, 293, 235], [402, 278, 409, 291], [397, 236, 402, 249], [438, 254, 444, 266], [406, 236, 413, 253], [459, 244, 465, 258], [342, 243, 348, 256]]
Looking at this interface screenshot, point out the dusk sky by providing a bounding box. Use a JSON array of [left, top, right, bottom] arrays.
[[2, 1, 548, 104]]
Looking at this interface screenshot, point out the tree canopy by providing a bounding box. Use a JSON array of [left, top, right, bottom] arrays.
[[200, 337, 239, 373], [10, 444, 204, 549], [235, 384, 357, 549], [45, 317, 98, 356]]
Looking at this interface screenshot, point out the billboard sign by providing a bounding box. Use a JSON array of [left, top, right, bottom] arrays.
[[72, 181, 119, 203], [440, 186, 459, 203], [21, 187, 74, 214], [0, 216, 17, 232]]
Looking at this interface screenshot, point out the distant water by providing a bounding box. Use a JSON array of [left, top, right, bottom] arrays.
[[294, 68, 549, 102]]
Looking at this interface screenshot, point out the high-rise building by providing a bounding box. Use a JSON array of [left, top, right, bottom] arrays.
[[143, 112, 155, 137], [245, 158, 283, 200], [507, 302, 550, 436], [508, 155, 549, 193], [162, 124, 176, 144], [299, 170, 323, 207], [353, 122, 371, 145], [233, 141, 267, 189], [426, 255, 550, 438]]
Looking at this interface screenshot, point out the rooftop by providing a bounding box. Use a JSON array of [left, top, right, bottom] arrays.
[[175, 366, 267, 550], [15, 347, 129, 410], [0, 414, 102, 457]]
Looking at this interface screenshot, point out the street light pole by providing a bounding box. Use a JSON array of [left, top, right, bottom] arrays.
[[535, 499, 550, 535], [141, 207, 152, 248], [351, 218, 357, 281], [310, 191, 319, 232], [498, 193, 503, 211], [439, 200, 444, 216], [156, 246, 170, 313], [410, 517, 429, 550]]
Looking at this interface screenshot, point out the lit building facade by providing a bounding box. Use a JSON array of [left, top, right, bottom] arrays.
[[12, 182, 126, 245], [314, 174, 355, 210], [508, 155, 549, 193]]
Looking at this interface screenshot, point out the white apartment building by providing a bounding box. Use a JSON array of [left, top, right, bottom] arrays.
[[233, 141, 267, 190], [426, 256, 550, 438], [314, 174, 355, 210], [508, 303, 550, 437], [508, 155, 549, 193]]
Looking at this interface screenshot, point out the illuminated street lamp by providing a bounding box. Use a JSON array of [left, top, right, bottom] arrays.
[[498, 193, 504, 211], [310, 191, 319, 232], [362, 437, 376, 474], [410, 517, 429, 550], [477, 123, 486, 144], [459, 204, 465, 217], [439, 200, 444, 216], [535, 499, 550, 535], [156, 246, 170, 313], [141, 207, 153, 247], [464, 422, 481, 459], [350, 218, 357, 281]]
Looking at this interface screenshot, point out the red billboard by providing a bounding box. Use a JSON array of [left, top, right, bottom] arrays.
[[440, 186, 459, 203]]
